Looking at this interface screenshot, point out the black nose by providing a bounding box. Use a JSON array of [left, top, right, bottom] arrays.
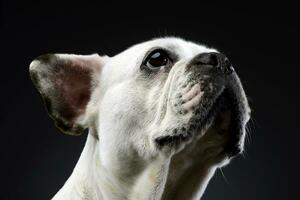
[[192, 52, 234, 75]]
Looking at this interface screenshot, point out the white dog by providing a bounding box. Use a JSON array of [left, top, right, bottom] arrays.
[[29, 37, 250, 200]]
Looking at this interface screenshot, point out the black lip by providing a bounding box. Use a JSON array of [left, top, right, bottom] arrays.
[[215, 89, 245, 157], [189, 82, 247, 157]]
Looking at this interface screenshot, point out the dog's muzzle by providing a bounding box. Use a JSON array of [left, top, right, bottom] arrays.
[[156, 52, 250, 157]]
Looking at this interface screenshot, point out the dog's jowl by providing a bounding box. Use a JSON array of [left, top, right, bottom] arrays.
[[30, 37, 250, 200]]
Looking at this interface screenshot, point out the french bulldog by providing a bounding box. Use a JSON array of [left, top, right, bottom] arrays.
[[29, 37, 250, 200]]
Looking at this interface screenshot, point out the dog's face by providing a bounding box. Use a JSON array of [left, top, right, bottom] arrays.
[[30, 37, 250, 172]]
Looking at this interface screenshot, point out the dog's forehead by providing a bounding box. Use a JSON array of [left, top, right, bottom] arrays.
[[130, 37, 216, 58]]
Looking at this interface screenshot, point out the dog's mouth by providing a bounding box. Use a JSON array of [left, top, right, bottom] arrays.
[[155, 73, 250, 157]]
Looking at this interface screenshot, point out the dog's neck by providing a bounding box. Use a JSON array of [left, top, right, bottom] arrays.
[[52, 130, 217, 200]]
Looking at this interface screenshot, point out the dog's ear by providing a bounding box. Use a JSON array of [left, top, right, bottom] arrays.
[[29, 54, 107, 136]]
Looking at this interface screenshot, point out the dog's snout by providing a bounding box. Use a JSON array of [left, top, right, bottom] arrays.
[[190, 52, 234, 75]]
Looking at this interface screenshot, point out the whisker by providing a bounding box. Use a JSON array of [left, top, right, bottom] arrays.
[[219, 167, 230, 185]]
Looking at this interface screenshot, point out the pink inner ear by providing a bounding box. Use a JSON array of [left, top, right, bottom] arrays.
[[53, 58, 93, 121]]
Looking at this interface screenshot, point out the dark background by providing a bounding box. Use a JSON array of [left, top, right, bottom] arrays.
[[1, 1, 299, 199]]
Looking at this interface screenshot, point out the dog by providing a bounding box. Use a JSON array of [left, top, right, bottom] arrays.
[[29, 37, 250, 200]]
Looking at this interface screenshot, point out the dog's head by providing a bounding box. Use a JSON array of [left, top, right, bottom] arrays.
[[30, 37, 250, 163]]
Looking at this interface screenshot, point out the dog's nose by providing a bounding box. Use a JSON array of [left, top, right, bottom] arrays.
[[192, 52, 234, 75]]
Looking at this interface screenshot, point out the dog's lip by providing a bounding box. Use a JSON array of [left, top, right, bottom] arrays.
[[201, 86, 247, 157]]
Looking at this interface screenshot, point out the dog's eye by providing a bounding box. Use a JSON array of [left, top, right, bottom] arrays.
[[144, 49, 170, 69]]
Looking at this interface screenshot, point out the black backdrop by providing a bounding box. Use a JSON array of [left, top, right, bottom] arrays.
[[1, 1, 299, 199]]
